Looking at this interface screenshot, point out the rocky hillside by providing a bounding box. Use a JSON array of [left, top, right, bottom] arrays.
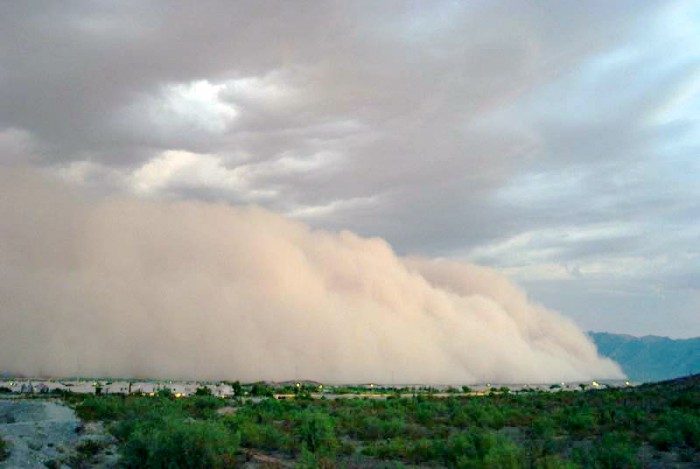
[[590, 332, 700, 383]]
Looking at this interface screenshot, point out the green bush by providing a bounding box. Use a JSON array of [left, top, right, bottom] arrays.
[[584, 432, 640, 469], [120, 417, 238, 468], [194, 386, 212, 396], [229, 381, 243, 397], [0, 436, 8, 462], [239, 421, 290, 451], [649, 427, 677, 451], [481, 436, 524, 469], [678, 413, 700, 449], [297, 444, 337, 468], [560, 407, 596, 436], [364, 428, 525, 467], [295, 410, 337, 455], [362, 437, 412, 461], [75, 395, 123, 421], [526, 417, 561, 466], [351, 415, 405, 440], [182, 395, 224, 419]]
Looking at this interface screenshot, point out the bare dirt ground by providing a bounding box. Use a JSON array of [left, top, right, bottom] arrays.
[[0, 398, 117, 468]]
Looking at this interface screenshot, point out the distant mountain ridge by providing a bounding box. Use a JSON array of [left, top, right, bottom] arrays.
[[589, 331, 700, 383]]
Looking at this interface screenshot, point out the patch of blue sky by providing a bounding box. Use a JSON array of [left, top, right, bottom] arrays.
[[494, 168, 587, 208], [506, 3, 697, 128]]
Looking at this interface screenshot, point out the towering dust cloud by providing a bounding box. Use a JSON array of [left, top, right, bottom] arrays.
[[0, 168, 623, 383]]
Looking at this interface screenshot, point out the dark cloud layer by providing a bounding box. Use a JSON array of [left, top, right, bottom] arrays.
[[1, 1, 698, 337]]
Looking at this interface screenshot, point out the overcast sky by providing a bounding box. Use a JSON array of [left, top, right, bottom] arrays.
[[1, 1, 698, 338]]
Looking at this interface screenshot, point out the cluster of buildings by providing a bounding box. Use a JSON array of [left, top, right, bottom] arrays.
[[0, 379, 234, 397], [0, 379, 632, 399]]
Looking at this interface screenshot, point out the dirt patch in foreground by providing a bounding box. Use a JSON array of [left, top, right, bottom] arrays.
[[0, 398, 117, 468]]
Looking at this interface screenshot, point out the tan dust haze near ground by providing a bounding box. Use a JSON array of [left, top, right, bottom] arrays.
[[0, 168, 623, 383]]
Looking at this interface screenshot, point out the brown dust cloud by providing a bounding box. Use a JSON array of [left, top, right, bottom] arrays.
[[0, 168, 622, 383]]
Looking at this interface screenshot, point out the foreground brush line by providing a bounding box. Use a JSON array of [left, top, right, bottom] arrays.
[[58, 375, 699, 468], [0, 436, 8, 462]]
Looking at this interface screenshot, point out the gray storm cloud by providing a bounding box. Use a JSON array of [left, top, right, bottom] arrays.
[[0, 168, 622, 383]]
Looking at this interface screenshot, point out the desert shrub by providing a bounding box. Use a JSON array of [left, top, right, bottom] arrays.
[[367, 428, 524, 467], [362, 437, 412, 461], [442, 431, 484, 466], [120, 416, 238, 468], [235, 396, 292, 425], [0, 436, 8, 462], [295, 410, 337, 455], [459, 401, 505, 429], [649, 427, 677, 451], [75, 393, 179, 424], [298, 444, 337, 469], [402, 421, 429, 440], [481, 435, 524, 469], [405, 437, 439, 463], [413, 402, 438, 426], [571, 443, 596, 468], [194, 386, 212, 396], [404, 430, 524, 468], [645, 411, 700, 451], [76, 439, 105, 457], [351, 415, 405, 440], [525, 416, 561, 466], [678, 413, 700, 449], [239, 421, 290, 451], [578, 432, 639, 469], [107, 398, 185, 442], [75, 396, 124, 421], [560, 407, 596, 436], [227, 381, 242, 396], [502, 406, 530, 427], [182, 395, 224, 419], [378, 417, 406, 439], [670, 390, 700, 409]]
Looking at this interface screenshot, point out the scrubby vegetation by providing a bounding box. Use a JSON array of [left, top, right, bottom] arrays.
[[63, 375, 699, 468], [0, 436, 8, 462]]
